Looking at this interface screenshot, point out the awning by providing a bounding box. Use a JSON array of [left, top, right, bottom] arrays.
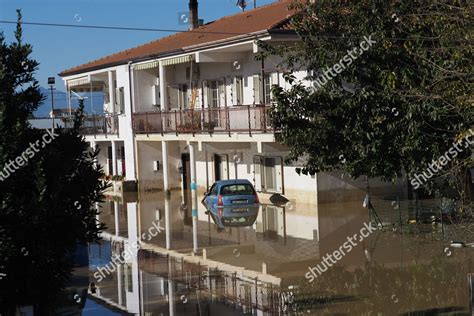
[[134, 60, 159, 71], [68, 77, 89, 87], [161, 55, 193, 66], [68, 80, 105, 93]]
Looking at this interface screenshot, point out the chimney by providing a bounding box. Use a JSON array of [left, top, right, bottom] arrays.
[[189, 0, 199, 30]]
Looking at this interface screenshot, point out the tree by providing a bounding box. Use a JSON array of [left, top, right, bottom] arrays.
[[0, 11, 107, 314], [260, 0, 473, 204]]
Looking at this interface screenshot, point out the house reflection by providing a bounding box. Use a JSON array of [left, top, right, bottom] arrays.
[[87, 191, 472, 315]]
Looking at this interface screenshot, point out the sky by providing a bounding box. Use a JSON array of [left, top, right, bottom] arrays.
[[0, 0, 276, 91]]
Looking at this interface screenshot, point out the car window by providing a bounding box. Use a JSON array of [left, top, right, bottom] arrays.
[[210, 184, 218, 195], [220, 184, 255, 196]]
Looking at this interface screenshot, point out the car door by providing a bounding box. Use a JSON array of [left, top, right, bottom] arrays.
[[203, 184, 217, 211]]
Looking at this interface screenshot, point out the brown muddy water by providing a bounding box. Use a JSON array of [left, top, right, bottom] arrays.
[[84, 191, 473, 315]]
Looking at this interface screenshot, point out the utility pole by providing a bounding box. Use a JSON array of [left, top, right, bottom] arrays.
[[48, 77, 55, 130]]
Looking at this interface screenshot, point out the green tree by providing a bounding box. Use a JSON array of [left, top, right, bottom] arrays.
[[0, 11, 107, 314], [260, 0, 473, 203]]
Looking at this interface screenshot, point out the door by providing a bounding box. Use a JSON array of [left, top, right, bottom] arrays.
[[181, 153, 190, 190], [214, 154, 229, 181], [107, 146, 113, 175]]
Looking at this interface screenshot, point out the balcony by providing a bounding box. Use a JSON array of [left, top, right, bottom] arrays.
[[132, 105, 273, 136], [63, 114, 120, 137]]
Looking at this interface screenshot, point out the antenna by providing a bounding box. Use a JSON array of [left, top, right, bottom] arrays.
[[235, 0, 256, 12]]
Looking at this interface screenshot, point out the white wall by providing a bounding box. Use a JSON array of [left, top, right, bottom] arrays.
[[116, 65, 137, 181]]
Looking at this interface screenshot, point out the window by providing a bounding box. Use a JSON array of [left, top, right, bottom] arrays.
[[210, 184, 218, 195], [253, 156, 283, 193], [179, 84, 188, 109], [152, 83, 160, 107], [116, 87, 125, 113], [220, 184, 255, 196], [263, 157, 277, 192], [264, 74, 271, 105], [210, 80, 219, 107], [234, 76, 244, 105], [253, 74, 275, 105]]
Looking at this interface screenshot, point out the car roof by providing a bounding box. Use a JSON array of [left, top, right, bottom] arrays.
[[215, 179, 252, 186]]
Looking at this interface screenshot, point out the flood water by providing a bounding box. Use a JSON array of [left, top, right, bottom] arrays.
[[81, 190, 473, 315]]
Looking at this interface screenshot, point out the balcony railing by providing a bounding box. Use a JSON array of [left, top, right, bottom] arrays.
[[63, 115, 119, 136], [132, 105, 273, 136]]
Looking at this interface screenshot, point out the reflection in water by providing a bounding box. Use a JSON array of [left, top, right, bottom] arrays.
[[86, 191, 472, 315]]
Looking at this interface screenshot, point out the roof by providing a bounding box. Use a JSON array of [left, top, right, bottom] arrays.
[[59, 0, 295, 77], [214, 179, 253, 186]]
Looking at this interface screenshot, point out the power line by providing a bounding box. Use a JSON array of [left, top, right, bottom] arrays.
[[0, 20, 246, 35], [0, 20, 471, 44]]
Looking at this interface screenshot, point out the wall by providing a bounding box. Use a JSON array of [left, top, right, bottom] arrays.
[[136, 140, 183, 191], [116, 64, 137, 181]]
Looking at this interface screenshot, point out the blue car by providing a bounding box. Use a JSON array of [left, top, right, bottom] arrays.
[[202, 179, 260, 225]]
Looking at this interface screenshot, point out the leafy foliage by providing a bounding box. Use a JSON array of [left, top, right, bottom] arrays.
[[0, 11, 108, 313], [260, 0, 473, 189]]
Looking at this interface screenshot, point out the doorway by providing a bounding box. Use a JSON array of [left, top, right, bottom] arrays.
[[214, 154, 229, 181]]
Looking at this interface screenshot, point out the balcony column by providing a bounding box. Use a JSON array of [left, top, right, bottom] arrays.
[[90, 141, 98, 170], [189, 142, 198, 253], [162, 141, 171, 250], [108, 71, 115, 113], [159, 62, 167, 110], [111, 141, 118, 176]]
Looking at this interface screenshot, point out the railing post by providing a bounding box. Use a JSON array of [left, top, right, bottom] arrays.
[[174, 110, 178, 136], [226, 106, 230, 137], [191, 108, 195, 137], [116, 115, 119, 137], [104, 116, 108, 138], [263, 105, 267, 133], [208, 107, 212, 134], [145, 112, 149, 137], [91, 115, 96, 138], [160, 111, 164, 136], [247, 105, 252, 136]]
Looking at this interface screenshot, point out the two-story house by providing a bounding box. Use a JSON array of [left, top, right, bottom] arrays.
[[59, 0, 406, 232]]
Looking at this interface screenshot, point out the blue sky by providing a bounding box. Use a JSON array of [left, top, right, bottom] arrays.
[[0, 0, 275, 91]]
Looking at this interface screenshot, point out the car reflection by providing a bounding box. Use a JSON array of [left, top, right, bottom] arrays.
[[208, 206, 259, 228]]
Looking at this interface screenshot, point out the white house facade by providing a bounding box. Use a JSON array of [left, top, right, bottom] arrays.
[[59, 0, 406, 235]]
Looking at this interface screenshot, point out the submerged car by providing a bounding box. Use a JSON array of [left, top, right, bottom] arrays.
[[202, 179, 260, 226]]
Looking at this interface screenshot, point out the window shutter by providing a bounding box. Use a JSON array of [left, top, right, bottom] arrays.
[[271, 73, 279, 88], [202, 80, 208, 108], [218, 80, 226, 107], [152, 84, 160, 107], [116, 87, 125, 113], [276, 157, 283, 193], [167, 85, 179, 110], [253, 75, 261, 105], [253, 155, 263, 191]]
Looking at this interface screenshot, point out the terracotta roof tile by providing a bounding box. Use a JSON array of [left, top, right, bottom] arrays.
[[60, 0, 295, 77]]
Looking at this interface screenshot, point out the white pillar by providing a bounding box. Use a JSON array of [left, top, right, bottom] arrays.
[[114, 201, 120, 236], [117, 264, 123, 306], [164, 196, 171, 250], [168, 259, 176, 316], [90, 141, 97, 168], [162, 141, 171, 250], [159, 62, 167, 110], [189, 143, 198, 253], [108, 70, 115, 113], [111, 141, 118, 176]]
